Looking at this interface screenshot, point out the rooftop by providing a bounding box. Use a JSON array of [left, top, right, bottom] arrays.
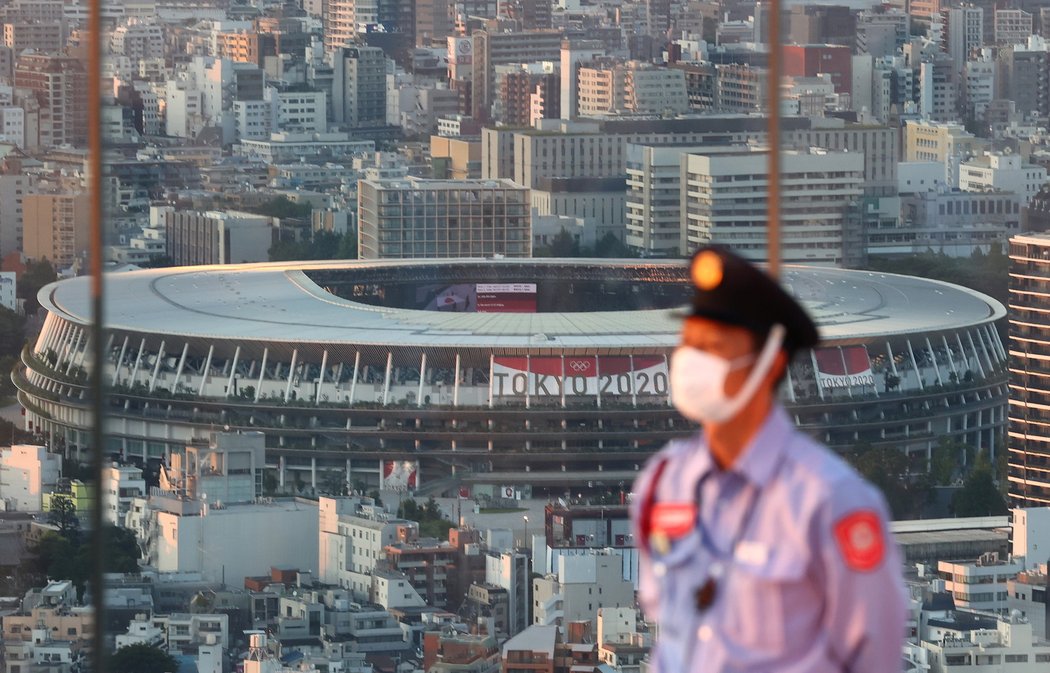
[[41, 259, 1005, 350]]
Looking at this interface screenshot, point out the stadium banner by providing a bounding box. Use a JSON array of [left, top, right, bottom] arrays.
[[380, 460, 419, 490], [814, 345, 875, 389], [476, 283, 537, 313], [491, 355, 668, 398]]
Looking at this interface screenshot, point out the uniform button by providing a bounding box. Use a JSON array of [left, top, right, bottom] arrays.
[[654, 562, 666, 578], [697, 625, 713, 642]]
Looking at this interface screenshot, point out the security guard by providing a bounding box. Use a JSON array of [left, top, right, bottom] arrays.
[[631, 246, 907, 673]]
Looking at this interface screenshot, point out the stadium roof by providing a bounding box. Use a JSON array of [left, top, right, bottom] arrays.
[[41, 259, 1005, 350]]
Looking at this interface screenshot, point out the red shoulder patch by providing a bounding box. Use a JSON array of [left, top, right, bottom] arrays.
[[833, 510, 885, 572]]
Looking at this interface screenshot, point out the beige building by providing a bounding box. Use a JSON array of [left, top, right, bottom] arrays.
[[2, 581, 93, 672], [21, 192, 89, 267], [0, 445, 61, 512], [532, 551, 634, 629], [577, 61, 688, 117], [904, 120, 988, 164], [430, 135, 481, 180], [357, 177, 530, 259]]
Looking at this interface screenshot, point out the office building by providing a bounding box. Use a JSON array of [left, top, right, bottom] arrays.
[[332, 45, 388, 128], [995, 10, 1033, 46], [783, 44, 852, 95], [681, 149, 865, 266], [959, 152, 1047, 206], [162, 208, 274, 266], [944, 7, 984, 71], [938, 555, 1023, 613], [21, 191, 90, 267], [101, 463, 146, 527], [357, 177, 530, 259], [997, 38, 1050, 124], [0, 173, 25, 258], [470, 29, 563, 121]]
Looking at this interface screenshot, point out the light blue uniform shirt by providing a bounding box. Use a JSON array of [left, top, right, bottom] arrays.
[[631, 405, 907, 673]]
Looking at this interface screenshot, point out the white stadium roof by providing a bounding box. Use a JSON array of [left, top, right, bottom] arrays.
[[41, 258, 1005, 349]]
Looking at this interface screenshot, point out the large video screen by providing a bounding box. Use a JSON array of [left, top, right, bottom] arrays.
[[414, 283, 537, 313]]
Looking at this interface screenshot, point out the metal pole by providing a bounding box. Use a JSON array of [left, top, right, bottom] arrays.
[[87, 0, 107, 667], [766, 0, 782, 278]]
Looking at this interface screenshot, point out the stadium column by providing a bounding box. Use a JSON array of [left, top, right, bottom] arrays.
[[129, 337, 147, 388], [100, 332, 114, 373], [954, 333, 971, 377], [383, 352, 393, 406], [349, 351, 360, 410], [836, 347, 853, 400], [965, 330, 987, 378], [987, 324, 1008, 361], [279, 455, 285, 489], [64, 327, 84, 375], [148, 340, 166, 393], [453, 353, 461, 408], [810, 350, 826, 400], [417, 352, 426, 409], [629, 355, 637, 408], [254, 348, 268, 403], [488, 354, 495, 409], [906, 339, 925, 391], [942, 335, 959, 379], [172, 343, 189, 392], [925, 337, 944, 385], [317, 349, 329, 405], [311, 458, 317, 490], [784, 365, 797, 402], [285, 349, 299, 401], [198, 345, 214, 397], [112, 335, 129, 385], [224, 346, 240, 398]]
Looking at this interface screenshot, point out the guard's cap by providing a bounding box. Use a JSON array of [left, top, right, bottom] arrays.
[[683, 245, 820, 354]]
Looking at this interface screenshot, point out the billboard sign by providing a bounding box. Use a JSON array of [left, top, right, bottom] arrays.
[[448, 37, 473, 65], [814, 346, 874, 389], [381, 460, 419, 490], [476, 283, 536, 313], [491, 355, 667, 398]]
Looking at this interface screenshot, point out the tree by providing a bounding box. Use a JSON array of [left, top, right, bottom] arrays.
[[847, 444, 932, 519], [244, 196, 312, 220], [111, 643, 179, 673], [952, 451, 1009, 517], [17, 259, 57, 315], [931, 438, 970, 486], [592, 232, 635, 259], [0, 307, 25, 359], [47, 496, 80, 538], [548, 228, 581, 257]]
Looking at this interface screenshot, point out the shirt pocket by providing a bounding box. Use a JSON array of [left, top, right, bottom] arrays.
[[723, 551, 808, 654]]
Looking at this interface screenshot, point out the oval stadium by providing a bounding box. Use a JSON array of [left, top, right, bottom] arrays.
[[15, 259, 1008, 496]]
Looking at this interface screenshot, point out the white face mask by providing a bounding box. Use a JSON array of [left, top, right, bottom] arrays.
[[669, 324, 786, 424]]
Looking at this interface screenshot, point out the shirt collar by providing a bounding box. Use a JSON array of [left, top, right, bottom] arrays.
[[697, 404, 791, 487]]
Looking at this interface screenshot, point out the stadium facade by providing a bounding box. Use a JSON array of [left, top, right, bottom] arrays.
[[16, 259, 1008, 495]]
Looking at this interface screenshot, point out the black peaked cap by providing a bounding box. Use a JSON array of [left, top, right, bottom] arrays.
[[683, 245, 820, 354]]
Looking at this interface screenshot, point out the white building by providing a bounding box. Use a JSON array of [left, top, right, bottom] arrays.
[[486, 550, 529, 636], [1012, 508, 1050, 568], [103, 463, 146, 527], [959, 152, 1048, 205], [0, 445, 61, 511], [0, 271, 16, 312], [110, 20, 165, 61], [938, 554, 1023, 613], [994, 10, 1033, 46], [131, 434, 319, 586], [234, 132, 375, 163], [921, 610, 1050, 672], [681, 148, 865, 267], [625, 143, 743, 256], [318, 496, 418, 599], [0, 105, 25, 147], [532, 550, 634, 629], [945, 7, 983, 72], [963, 57, 995, 120]]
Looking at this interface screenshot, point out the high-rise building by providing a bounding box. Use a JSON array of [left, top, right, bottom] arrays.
[[357, 177, 530, 259], [13, 53, 87, 148], [645, 0, 671, 39], [997, 38, 1050, 124], [681, 149, 865, 266], [1008, 233, 1050, 507], [415, 0, 451, 47], [944, 6, 984, 72], [332, 45, 388, 128], [471, 29, 562, 121]]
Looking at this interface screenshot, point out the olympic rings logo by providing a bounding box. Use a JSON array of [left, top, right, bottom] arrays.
[[568, 361, 592, 372]]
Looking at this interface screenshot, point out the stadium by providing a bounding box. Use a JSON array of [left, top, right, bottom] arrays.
[[16, 259, 1008, 496]]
